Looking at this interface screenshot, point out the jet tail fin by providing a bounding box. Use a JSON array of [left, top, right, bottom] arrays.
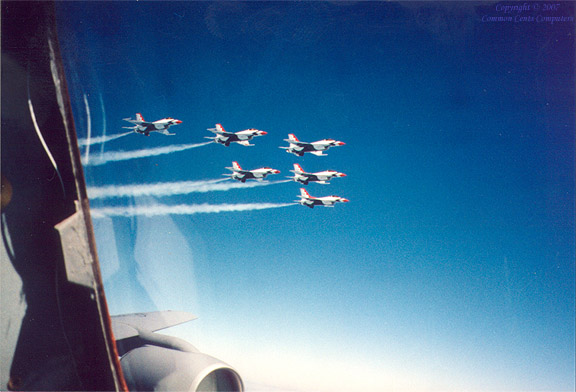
[[206, 124, 223, 134], [206, 123, 225, 134], [286, 133, 299, 142]]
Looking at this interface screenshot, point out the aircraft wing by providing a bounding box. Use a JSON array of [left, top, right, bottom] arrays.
[[285, 140, 309, 147], [111, 311, 197, 340], [211, 130, 234, 138], [237, 140, 254, 146]]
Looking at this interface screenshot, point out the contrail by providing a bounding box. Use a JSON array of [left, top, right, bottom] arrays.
[[90, 202, 296, 218], [77, 131, 133, 147], [98, 92, 107, 155], [83, 94, 92, 162], [82, 141, 213, 166], [87, 179, 292, 199]]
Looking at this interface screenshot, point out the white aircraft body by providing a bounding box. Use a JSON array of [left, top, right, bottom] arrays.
[[123, 113, 182, 136], [289, 163, 346, 185], [279, 133, 345, 156], [225, 161, 280, 183], [206, 124, 267, 146], [296, 188, 349, 208]]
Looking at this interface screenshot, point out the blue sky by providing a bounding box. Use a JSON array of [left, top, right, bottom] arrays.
[[56, 2, 574, 391]]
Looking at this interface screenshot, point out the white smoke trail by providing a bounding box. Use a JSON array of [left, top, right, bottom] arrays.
[[90, 202, 296, 218], [83, 94, 92, 162], [77, 131, 133, 147], [82, 141, 213, 166], [87, 179, 291, 199], [98, 92, 107, 155]]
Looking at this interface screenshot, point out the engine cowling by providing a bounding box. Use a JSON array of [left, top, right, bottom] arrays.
[[120, 344, 243, 392], [112, 312, 244, 392]]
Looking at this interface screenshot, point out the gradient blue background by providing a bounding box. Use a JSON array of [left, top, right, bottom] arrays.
[[56, 2, 574, 391]]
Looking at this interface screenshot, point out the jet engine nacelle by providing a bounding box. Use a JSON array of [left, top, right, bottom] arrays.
[[112, 312, 243, 392], [120, 344, 243, 392]]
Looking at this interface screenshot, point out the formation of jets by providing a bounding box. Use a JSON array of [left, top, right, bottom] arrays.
[[279, 133, 345, 156], [123, 113, 182, 136], [225, 161, 280, 183], [120, 115, 349, 208]]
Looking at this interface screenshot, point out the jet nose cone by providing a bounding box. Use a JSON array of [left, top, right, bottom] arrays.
[[339, 173, 347, 177], [342, 198, 349, 202], [273, 170, 281, 173], [337, 141, 345, 146], [175, 120, 182, 124], [260, 131, 268, 135]]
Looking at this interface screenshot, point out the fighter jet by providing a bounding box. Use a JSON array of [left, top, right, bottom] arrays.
[[289, 163, 346, 185], [296, 188, 349, 208], [123, 113, 182, 136], [279, 133, 345, 156], [225, 161, 280, 183], [205, 123, 267, 146]]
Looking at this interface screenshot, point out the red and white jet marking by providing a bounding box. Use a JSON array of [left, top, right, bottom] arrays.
[[123, 113, 182, 136], [289, 164, 346, 185], [296, 188, 349, 208], [225, 161, 280, 183], [279, 133, 345, 156], [206, 124, 267, 147]]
